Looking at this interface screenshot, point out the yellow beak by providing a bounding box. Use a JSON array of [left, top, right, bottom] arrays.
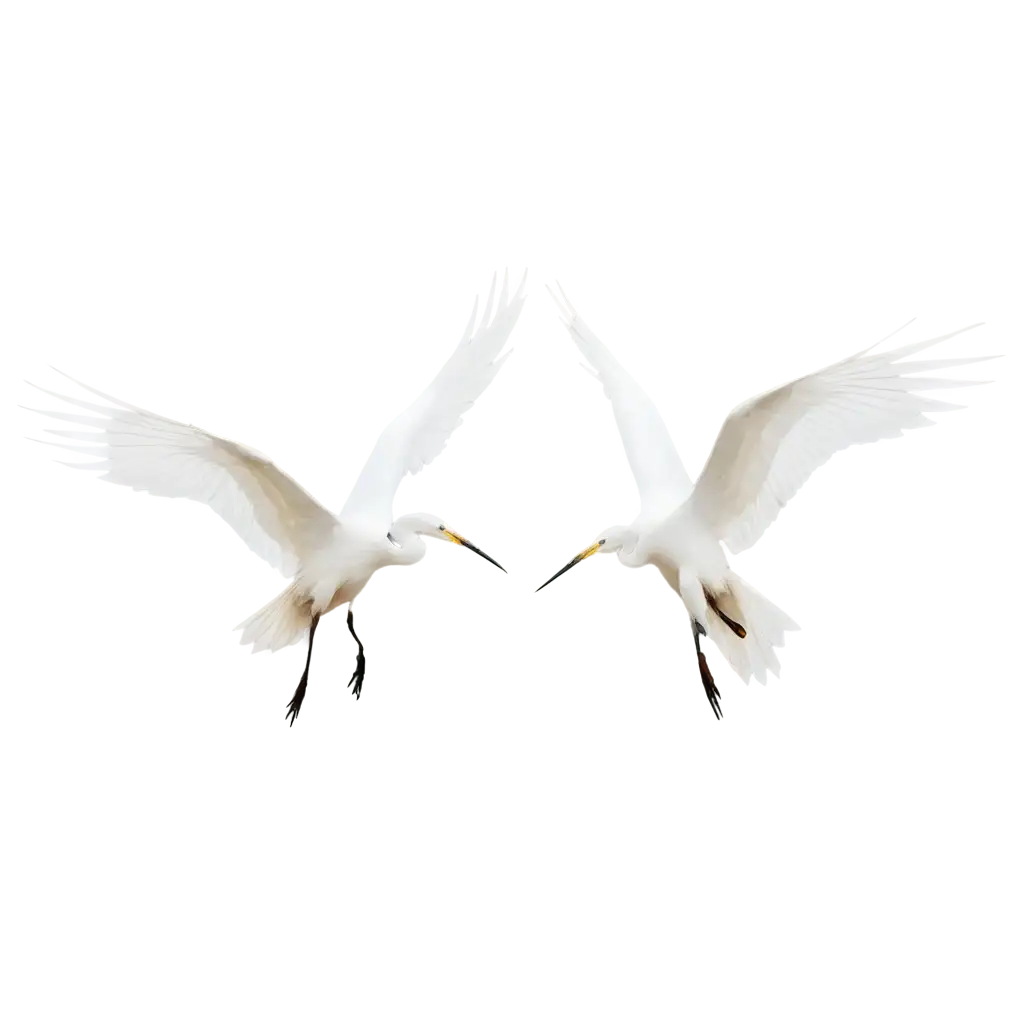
[[441, 529, 507, 573], [440, 528, 471, 552], [569, 536, 606, 569], [536, 540, 604, 592]]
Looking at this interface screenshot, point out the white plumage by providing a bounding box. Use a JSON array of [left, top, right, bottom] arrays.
[[27, 271, 526, 723], [539, 285, 992, 718]]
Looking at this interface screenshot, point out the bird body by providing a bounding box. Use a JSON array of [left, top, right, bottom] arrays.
[[578, 507, 793, 693], [28, 271, 526, 722], [539, 286, 990, 718], [647, 504, 731, 598]]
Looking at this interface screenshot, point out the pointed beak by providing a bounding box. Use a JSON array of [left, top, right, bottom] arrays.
[[569, 540, 606, 565], [441, 529, 507, 573], [536, 540, 604, 592]]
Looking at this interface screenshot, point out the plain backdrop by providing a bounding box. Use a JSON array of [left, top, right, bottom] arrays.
[[1, 2, 1021, 1022]]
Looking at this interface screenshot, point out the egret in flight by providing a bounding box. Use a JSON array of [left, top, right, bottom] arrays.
[[538, 286, 990, 719], [28, 271, 526, 724]]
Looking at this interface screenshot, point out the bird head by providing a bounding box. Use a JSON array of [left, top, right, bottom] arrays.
[[598, 528, 638, 569], [388, 513, 506, 572], [535, 525, 637, 591]]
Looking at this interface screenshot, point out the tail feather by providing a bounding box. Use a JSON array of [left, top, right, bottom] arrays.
[[235, 582, 312, 654], [705, 573, 799, 685]]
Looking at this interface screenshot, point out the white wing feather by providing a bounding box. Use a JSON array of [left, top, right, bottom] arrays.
[[26, 373, 338, 576], [548, 284, 693, 520], [341, 270, 527, 526], [689, 322, 992, 554]]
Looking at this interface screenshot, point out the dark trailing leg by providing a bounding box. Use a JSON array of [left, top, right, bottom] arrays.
[[703, 587, 747, 639], [693, 618, 723, 720]]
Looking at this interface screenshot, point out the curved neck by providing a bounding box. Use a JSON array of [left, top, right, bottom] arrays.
[[605, 527, 643, 568], [386, 519, 429, 566]]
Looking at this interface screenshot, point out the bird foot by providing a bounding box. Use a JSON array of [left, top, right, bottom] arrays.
[[350, 630, 370, 704], [348, 671, 368, 704], [286, 673, 309, 727], [700, 651, 724, 716], [692, 618, 724, 716], [704, 679, 720, 720]]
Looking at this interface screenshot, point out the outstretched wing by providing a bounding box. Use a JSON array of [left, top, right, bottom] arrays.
[[548, 284, 693, 520], [689, 322, 992, 554], [341, 270, 528, 527], [25, 372, 339, 576]]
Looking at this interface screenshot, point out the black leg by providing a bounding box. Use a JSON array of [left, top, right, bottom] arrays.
[[288, 610, 319, 724], [344, 606, 368, 704], [344, 606, 364, 647], [307, 610, 319, 684], [693, 618, 723, 720]]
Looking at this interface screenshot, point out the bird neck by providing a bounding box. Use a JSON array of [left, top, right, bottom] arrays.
[[386, 519, 429, 566], [605, 526, 643, 567]]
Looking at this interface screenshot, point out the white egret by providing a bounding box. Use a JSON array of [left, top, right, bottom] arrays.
[[539, 285, 991, 719], [27, 271, 527, 724]]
